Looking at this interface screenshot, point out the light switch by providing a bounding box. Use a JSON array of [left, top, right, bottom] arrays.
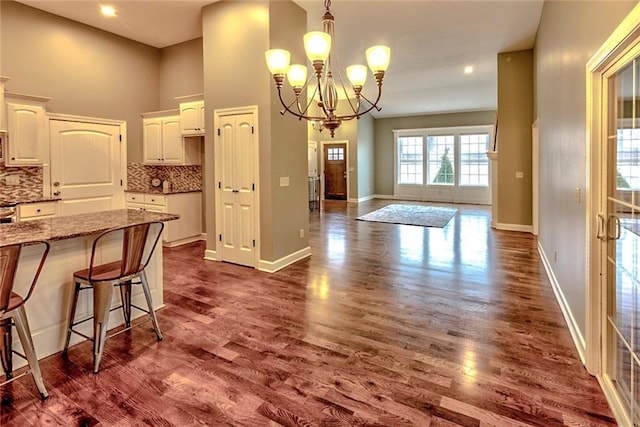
[[279, 176, 290, 187], [573, 187, 581, 204]]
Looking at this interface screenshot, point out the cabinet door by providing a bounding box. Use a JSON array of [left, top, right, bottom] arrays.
[[180, 101, 204, 135], [162, 116, 183, 164], [143, 118, 163, 164], [6, 103, 46, 166]]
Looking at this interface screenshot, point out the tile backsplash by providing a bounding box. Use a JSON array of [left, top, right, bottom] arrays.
[[0, 162, 43, 200], [127, 163, 202, 192]]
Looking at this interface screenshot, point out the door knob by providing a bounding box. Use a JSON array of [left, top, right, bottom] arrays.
[[53, 181, 60, 187], [53, 191, 61, 196]]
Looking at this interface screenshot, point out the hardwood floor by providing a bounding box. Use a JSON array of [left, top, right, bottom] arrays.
[[0, 200, 617, 426]]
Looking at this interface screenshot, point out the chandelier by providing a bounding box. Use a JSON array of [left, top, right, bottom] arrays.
[[265, 0, 390, 137]]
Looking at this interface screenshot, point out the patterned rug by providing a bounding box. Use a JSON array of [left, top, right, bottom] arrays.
[[356, 204, 457, 228]]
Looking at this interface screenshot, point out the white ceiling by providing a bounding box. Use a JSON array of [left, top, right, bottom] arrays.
[[15, 0, 544, 118]]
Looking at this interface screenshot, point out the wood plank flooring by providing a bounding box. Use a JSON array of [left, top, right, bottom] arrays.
[[0, 200, 617, 426]]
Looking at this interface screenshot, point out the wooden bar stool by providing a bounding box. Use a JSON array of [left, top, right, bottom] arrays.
[[62, 222, 164, 373], [0, 240, 50, 400]]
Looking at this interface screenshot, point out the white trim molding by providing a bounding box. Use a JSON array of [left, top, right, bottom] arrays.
[[539, 242, 587, 364], [204, 249, 218, 261], [494, 223, 533, 233], [258, 246, 311, 273]]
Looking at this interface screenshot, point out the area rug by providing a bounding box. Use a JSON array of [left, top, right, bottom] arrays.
[[356, 204, 457, 228]]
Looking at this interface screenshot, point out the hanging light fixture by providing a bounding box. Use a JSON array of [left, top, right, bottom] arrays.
[[265, 0, 390, 137]]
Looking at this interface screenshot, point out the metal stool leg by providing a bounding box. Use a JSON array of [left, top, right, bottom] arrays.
[[119, 281, 132, 328], [0, 319, 13, 378], [62, 281, 82, 357], [92, 282, 114, 374], [13, 307, 48, 400], [139, 271, 162, 341]]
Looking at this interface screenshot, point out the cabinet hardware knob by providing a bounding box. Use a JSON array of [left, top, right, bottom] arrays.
[[53, 191, 60, 196], [36, 209, 41, 213]]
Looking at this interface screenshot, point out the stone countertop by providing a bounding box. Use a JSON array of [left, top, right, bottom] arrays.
[[125, 189, 202, 195], [0, 209, 179, 246], [0, 197, 61, 205]]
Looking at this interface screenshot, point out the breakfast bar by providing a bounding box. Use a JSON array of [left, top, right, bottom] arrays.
[[0, 209, 178, 368]]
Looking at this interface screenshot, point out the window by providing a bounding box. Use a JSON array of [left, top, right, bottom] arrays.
[[617, 128, 640, 190], [393, 125, 492, 204], [398, 136, 423, 184], [460, 133, 490, 186], [327, 147, 344, 161], [427, 135, 455, 185]]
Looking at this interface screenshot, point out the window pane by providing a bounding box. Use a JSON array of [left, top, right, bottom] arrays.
[[460, 133, 489, 186], [427, 135, 455, 185], [617, 128, 640, 191], [398, 136, 423, 184]]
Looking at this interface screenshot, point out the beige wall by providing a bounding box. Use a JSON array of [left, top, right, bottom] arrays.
[[497, 49, 533, 227], [535, 1, 635, 337], [373, 110, 496, 195], [357, 113, 375, 200], [0, 0, 160, 163], [159, 38, 204, 110], [202, 0, 308, 263]]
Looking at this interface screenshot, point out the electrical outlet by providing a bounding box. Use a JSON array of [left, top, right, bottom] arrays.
[[299, 229, 305, 238], [554, 251, 558, 262], [516, 171, 524, 179], [279, 176, 290, 187], [6, 175, 20, 185]]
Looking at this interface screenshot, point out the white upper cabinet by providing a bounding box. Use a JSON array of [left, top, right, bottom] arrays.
[[143, 114, 182, 164], [5, 93, 50, 166], [179, 100, 205, 135], [142, 110, 200, 165]]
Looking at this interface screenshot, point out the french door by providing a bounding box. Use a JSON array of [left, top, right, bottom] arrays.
[[598, 40, 640, 427]]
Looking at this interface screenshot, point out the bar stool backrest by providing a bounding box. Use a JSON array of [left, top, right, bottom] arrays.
[[0, 242, 50, 315], [87, 222, 164, 282]]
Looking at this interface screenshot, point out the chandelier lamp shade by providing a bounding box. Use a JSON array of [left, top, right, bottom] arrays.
[[265, 0, 390, 137]]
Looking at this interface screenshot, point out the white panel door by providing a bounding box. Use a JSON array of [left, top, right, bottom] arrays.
[[50, 120, 124, 216], [218, 113, 256, 267]]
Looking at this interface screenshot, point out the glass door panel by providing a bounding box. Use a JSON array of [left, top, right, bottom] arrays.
[[605, 55, 640, 426]]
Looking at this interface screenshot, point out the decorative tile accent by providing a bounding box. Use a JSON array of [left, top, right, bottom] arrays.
[[0, 162, 44, 200], [127, 163, 202, 192]]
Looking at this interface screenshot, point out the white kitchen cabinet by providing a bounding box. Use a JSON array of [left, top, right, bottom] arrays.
[[5, 93, 50, 166], [18, 201, 58, 222], [126, 192, 202, 247], [179, 100, 205, 135], [142, 110, 200, 165], [0, 76, 9, 133]]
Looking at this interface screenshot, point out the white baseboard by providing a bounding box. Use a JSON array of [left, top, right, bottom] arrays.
[[494, 222, 533, 233], [356, 194, 376, 203], [163, 235, 205, 248], [373, 194, 398, 200], [538, 242, 587, 364], [204, 249, 218, 261], [258, 246, 311, 273]]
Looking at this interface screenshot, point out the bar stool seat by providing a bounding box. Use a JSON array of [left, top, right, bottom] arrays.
[[0, 240, 50, 400], [62, 221, 164, 374]]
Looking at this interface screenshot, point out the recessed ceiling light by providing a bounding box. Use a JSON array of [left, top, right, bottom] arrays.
[[464, 66, 474, 74], [100, 5, 117, 17]]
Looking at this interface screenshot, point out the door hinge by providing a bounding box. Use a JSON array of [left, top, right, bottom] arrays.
[[218, 181, 221, 189], [119, 134, 122, 142], [252, 239, 256, 247], [217, 128, 221, 136], [251, 126, 254, 134], [219, 234, 222, 242], [252, 183, 255, 191], [120, 179, 123, 186]]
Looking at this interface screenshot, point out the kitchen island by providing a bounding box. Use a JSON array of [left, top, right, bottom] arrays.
[[0, 209, 178, 368]]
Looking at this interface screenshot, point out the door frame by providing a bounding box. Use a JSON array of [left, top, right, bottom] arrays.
[[46, 113, 127, 200], [320, 139, 349, 202], [586, 4, 640, 424], [213, 105, 260, 267]]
